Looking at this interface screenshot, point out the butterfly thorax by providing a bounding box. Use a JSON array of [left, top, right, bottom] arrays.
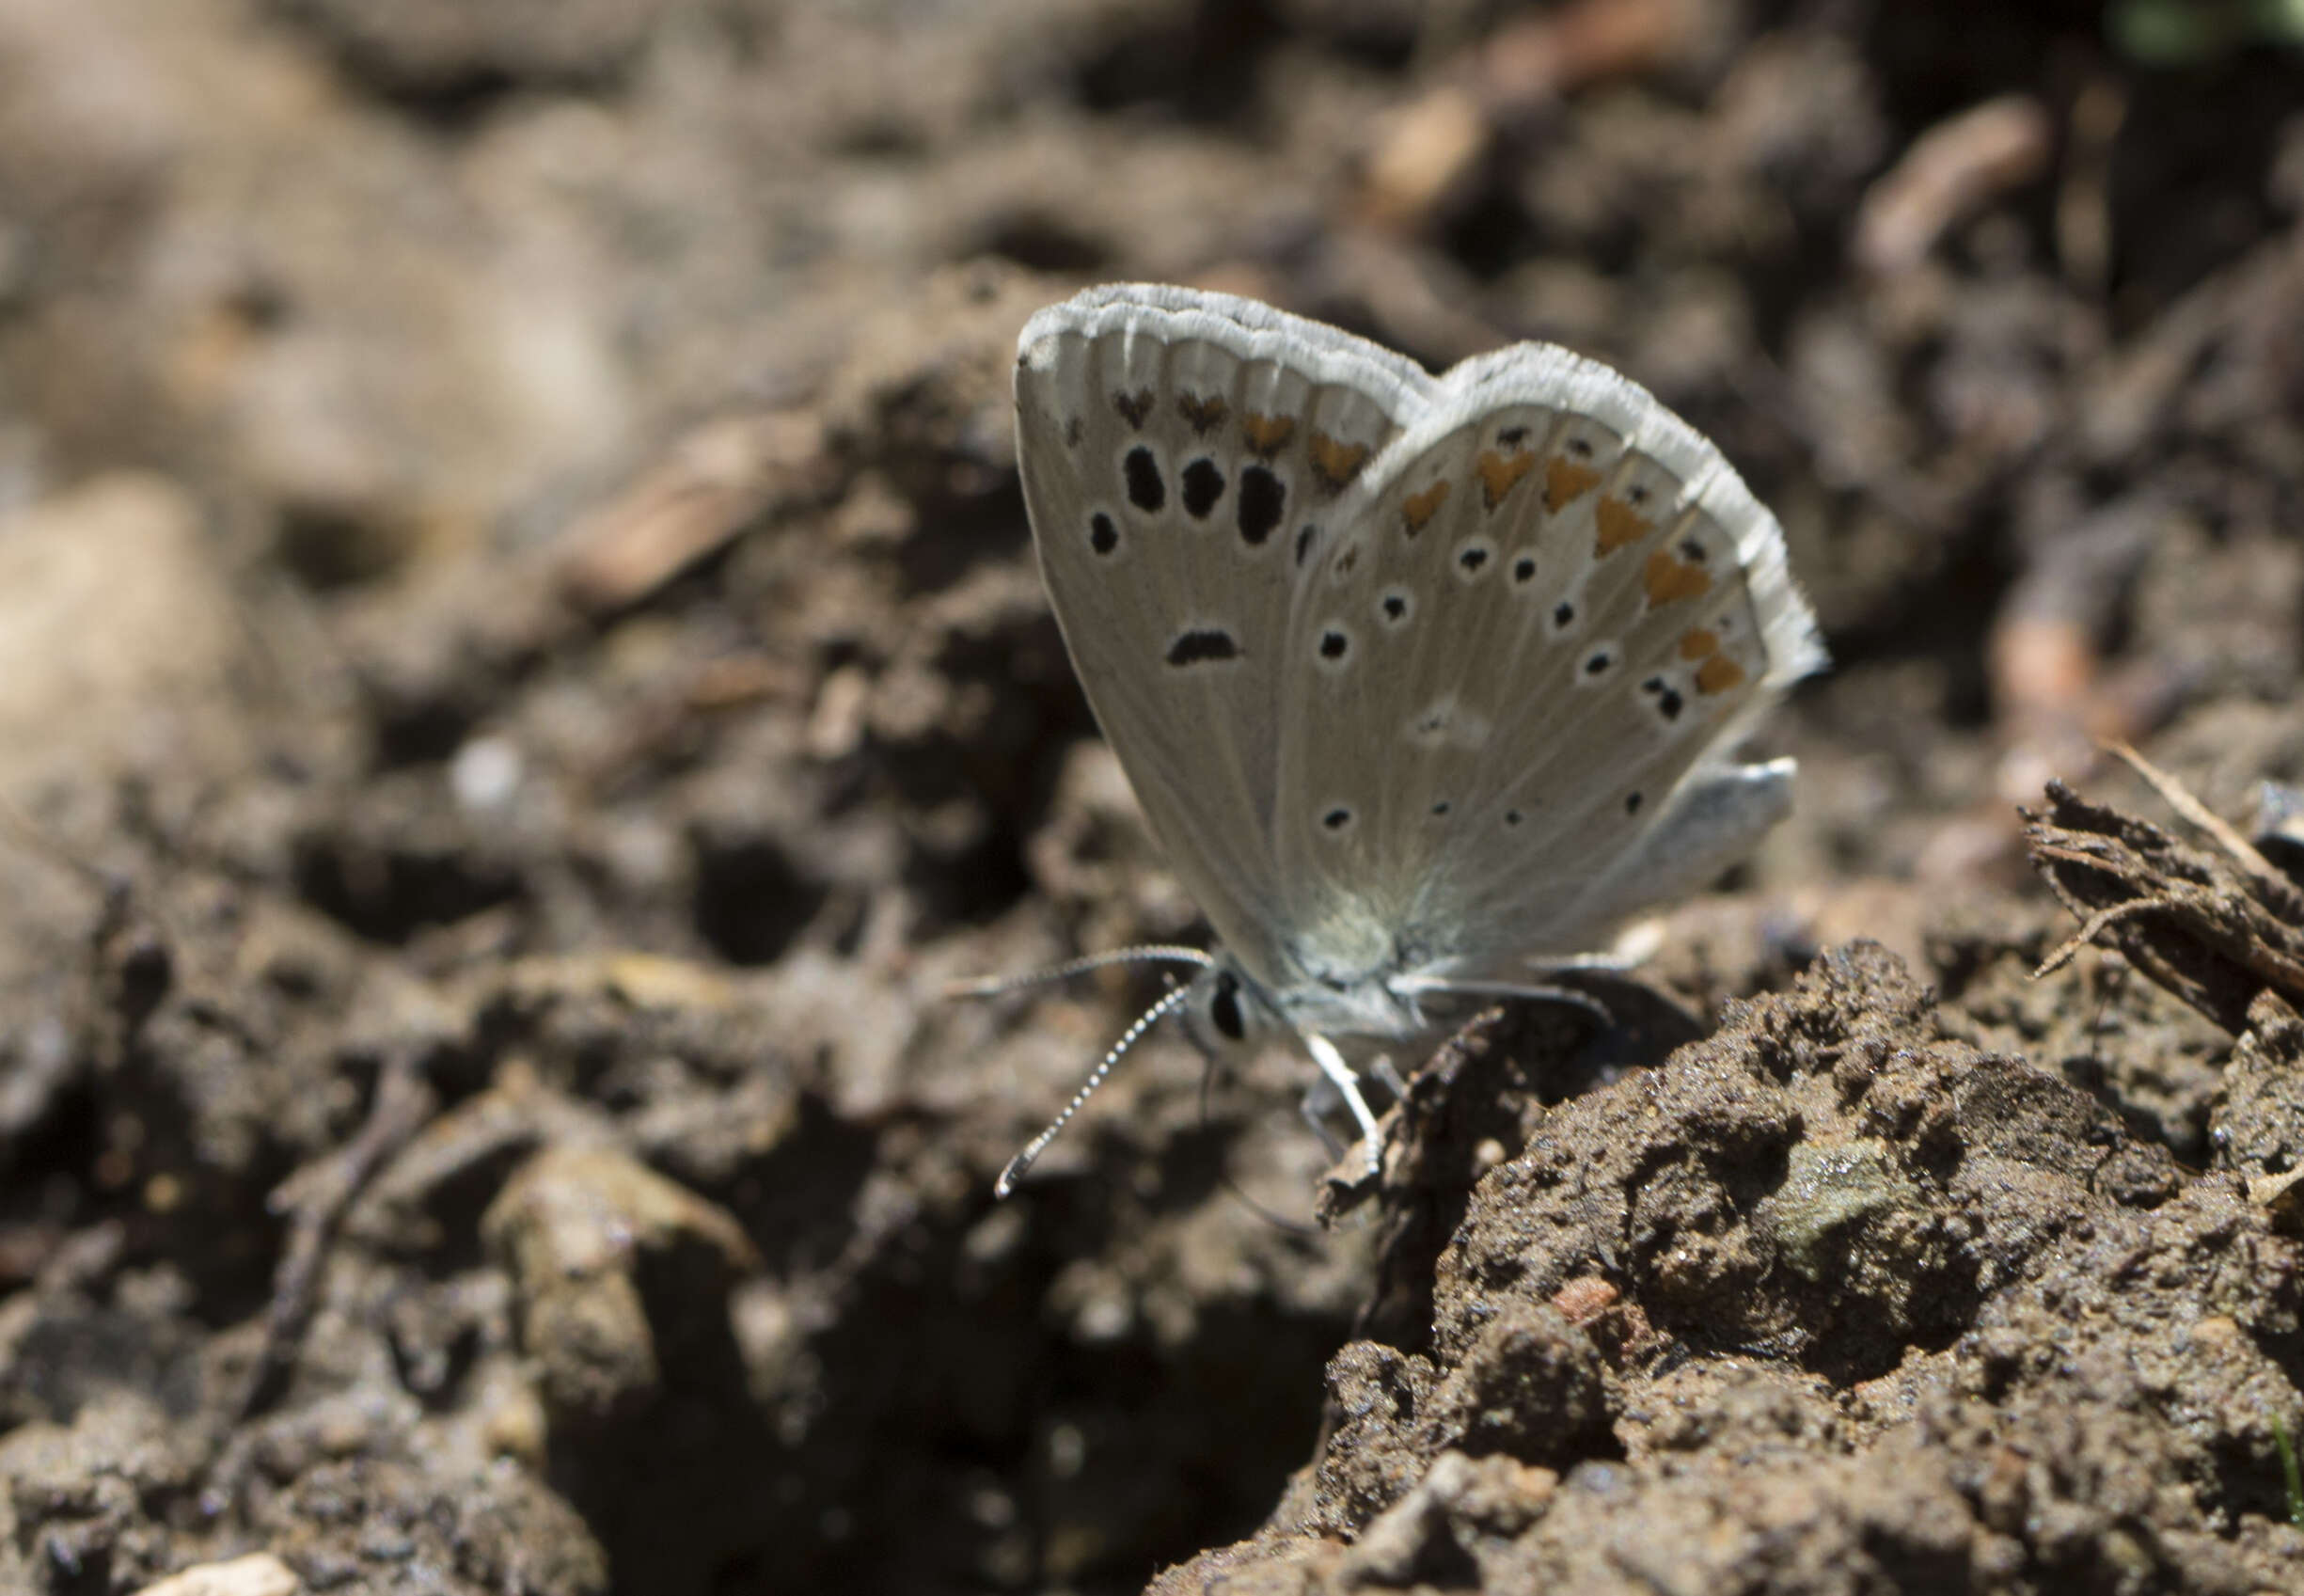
[[1268, 971, 1432, 1044]]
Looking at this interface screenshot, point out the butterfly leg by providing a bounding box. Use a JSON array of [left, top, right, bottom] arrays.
[[1298, 1078, 1348, 1161], [1371, 1054, 1409, 1098], [1306, 1034, 1383, 1177]]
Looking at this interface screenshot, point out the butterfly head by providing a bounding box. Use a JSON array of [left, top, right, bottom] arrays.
[[1187, 933, 1438, 1060], [1176, 958, 1266, 1057]]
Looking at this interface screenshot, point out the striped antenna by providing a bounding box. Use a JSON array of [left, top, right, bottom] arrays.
[[944, 944, 1214, 1000], [1393, 975, 1611, 1023], [995, 979, 1201, 1197]]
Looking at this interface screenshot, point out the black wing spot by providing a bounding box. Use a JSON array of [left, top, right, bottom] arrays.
[[1321, 806, 1353, 832], [1627, 483, 1650, 505], [1626, 791, 1644, 815], [1088, 512, 1119, 555], [1295, 525, 1318, 566], [1381, 590, 1410, 624], [1504, 809, 1524, 829], [1209, 972, 1245, 1041], [1125, 447, 1165, 512], [1429, 799, 1451, 817], [1659, 688, 1684, 720], [1458, 545, 1490, 574], [1181, 457, 1225, 519], [1584, 649, 1614, 676], [1166, 628, 1239, 667], [1319, 629, 1349, 661], [1065, 416, 1084, 449], [1237, 465, 1285, 545], [1513, 556, 1538, 584], [1497, 424, 1530, 446], [1567, 436, 1594, 459], [1552, 600, 1576, 629], [1680, 537, 1707, 563]]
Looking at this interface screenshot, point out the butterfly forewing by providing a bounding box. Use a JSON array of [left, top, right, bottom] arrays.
[[1015, 286, 1434, 988]]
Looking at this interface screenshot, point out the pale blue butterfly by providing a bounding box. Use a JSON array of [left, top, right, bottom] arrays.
[[965, 285, 1824, 1195]]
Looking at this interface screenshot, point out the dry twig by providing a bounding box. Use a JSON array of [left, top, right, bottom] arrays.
[[2024, 771, 2304, 1035]]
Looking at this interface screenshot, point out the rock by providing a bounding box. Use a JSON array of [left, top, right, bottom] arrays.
[[0, 473, 248, 804], [481, 1145, 759, 1425], [133, 1553, 300, 1596]]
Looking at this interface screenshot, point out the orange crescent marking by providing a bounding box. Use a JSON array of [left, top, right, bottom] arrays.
[[1401, 481, 1452, 536], [1544, 457, 1602, 513], [1177, 393, 1229, 435], [1678, 627, 1720, 660], [1696, 655, 1747, 695], [1241, 412, 1297, 455], [1594, 496, 1652, 557], [1309, 432, 1370, 488], [1642, 549, 1712, 608], [1476, 449, 1536, 509]]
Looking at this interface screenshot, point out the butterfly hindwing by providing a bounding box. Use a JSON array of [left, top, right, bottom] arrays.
[[1014, 286, 1432, 987], [1274, 340, 1823, 972]]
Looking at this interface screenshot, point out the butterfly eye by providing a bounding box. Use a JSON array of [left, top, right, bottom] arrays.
[[1209, 972, 1246, 1041]]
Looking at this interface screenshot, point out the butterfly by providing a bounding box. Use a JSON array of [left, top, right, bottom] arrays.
[[972, 283, 1824, 1195]]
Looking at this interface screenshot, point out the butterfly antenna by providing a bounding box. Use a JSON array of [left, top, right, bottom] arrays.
[[1395, 976, 1613, 1023], [996, 979, 1200, 1197], [944, 944, 1213, 1000]]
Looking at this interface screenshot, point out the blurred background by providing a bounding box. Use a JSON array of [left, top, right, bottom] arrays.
[[0, 0, 2301, 1592]]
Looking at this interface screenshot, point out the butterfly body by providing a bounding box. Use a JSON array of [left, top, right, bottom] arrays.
[[1000, 284, 1823, 1186]]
